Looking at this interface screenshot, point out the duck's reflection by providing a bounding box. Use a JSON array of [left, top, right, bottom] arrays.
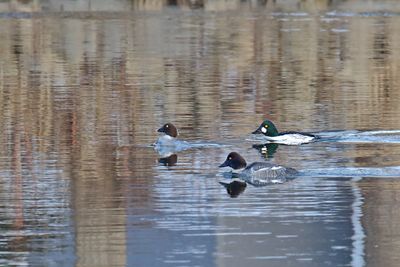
[[154, 144, 180, 167], [158, 154, 178, 166], [252, 143, 279, 158], [219, 179, 247, 198]]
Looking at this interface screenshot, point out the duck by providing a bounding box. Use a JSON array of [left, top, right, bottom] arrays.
[[219, 152, 297, 186], [156, 123, 178, 144], [154, 123, 190, 153], [252, 119, 318, 145]]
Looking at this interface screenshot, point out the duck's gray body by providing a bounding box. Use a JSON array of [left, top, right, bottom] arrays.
[[238, 162, 298, 186]]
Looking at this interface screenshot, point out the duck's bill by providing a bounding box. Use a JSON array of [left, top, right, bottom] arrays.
[[252, 127, 263, 134], [219, 161, 229, 168], [157, 127, 164, 133], [219, 181, 230, 187]]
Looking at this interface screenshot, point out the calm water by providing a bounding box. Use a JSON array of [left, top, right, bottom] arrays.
[[1, 0, 400, 266]]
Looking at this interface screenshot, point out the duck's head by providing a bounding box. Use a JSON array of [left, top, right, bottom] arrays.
[[219, 152, 247, 170], [252, 119, 279, 137], [157, 123, 178, 138]]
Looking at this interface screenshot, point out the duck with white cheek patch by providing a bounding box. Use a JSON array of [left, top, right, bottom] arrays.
[[252, 119, 319, 145], [219, 152, 297, 186]]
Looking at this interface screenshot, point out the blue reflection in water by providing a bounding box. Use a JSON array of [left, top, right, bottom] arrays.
[[126, 160, 360, 267], [350, 178, 365, 267], [0, 156, 75, 266]]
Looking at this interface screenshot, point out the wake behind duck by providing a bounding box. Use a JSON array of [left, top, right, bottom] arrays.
[[250, 119, 400, 145]]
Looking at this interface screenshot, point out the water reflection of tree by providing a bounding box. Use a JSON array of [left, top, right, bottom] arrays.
[[0, 0, 370, 12], [0, 1, 400, 264]]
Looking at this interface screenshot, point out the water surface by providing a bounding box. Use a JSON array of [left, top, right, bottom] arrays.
[[1, 0, 400, 266]]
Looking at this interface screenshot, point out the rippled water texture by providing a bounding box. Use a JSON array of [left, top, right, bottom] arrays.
[[1, 0, 400, 266]]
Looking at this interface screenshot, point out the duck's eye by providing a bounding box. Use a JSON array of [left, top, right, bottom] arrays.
[[166, 125, 169, 128], [228, 157, 232, 160], [261, 126, 267, 133]]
